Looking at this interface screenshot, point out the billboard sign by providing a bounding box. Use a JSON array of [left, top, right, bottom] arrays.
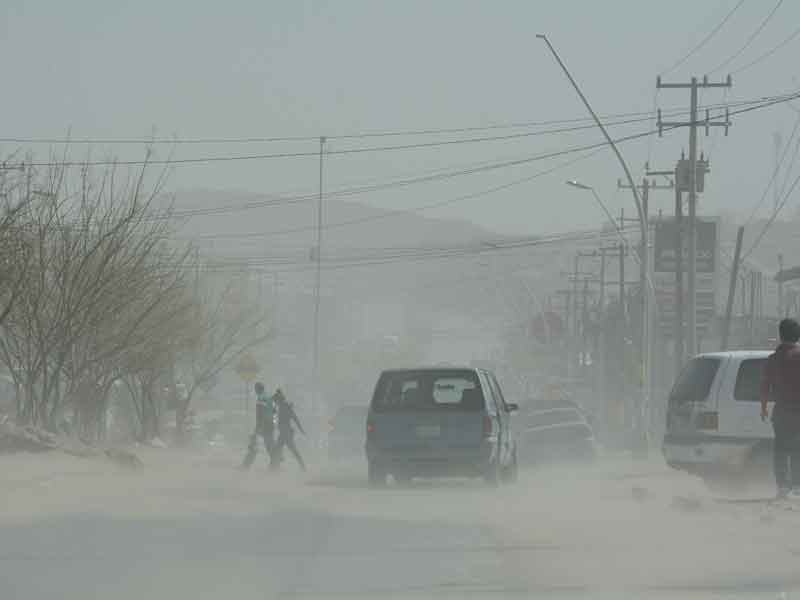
[[652, 217, 718, 339]]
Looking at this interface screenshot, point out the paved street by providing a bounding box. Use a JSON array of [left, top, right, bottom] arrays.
[[2, 449, 800, 599]]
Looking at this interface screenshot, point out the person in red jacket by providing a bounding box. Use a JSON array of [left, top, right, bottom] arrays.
[[760, 318, 800, 498]]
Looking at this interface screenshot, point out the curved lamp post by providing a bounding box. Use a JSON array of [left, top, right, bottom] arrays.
[[538, 33, 650, 451], [565, 180, 622, 235]]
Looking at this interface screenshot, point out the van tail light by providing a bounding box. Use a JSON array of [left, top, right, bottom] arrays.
[[482, 415, 493, 438], [367, 422, 375, 435], [697, 411, 718, 431]]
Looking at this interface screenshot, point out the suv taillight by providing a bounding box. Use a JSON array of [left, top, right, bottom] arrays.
[[696, 411, 718, 431], [482, 415, 493, 438]]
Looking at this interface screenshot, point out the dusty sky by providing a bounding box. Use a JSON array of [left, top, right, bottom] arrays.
[[2, 0, 800, 238]]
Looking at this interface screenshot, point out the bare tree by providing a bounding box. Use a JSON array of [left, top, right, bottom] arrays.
[[0, 153, 275, 447], [175, 273, 272, 440], [0, 155, 192, 436]]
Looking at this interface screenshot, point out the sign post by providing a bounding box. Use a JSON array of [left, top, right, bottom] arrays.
[[235, 353, 260, 419]]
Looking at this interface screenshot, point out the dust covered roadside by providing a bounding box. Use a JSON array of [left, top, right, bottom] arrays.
[[0, 445, 305, 523], [303, 458, 800, 595], [5, 446, 800, 596], [485, 460, 800, 594]]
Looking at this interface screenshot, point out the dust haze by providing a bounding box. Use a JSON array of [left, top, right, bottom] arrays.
[[4, 1, 800, 599], [3, 447, 797, 599]]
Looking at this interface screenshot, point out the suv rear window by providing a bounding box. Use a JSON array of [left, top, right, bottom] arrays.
[[734, 359, 767, 402], [670, 357, 720, 404], [371, 370, 484, 412]]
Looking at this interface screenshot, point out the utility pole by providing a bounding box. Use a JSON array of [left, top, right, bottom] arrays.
[[778, 254, 784, 317], [312, 136, 326, 414], [617, 175, 673, 359], [721, 227, 744, 350], [657, 75, 732, 357], [599, 248, 607, 310], [557, 289, 572, 337], [618, 243, 626, 314], [674, 164, 684, 370], [646, 162, 684, 373], [749, 271, 757, 346], [582, 278, 590, 337], [618, 241, 627, 431], [572, 255, 580, 339], [774, 132, 783, 213]]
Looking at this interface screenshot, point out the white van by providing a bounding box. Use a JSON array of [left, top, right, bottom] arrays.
[[663, 351, 774, 481]]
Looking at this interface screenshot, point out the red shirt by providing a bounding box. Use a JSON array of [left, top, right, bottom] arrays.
[[761, 343, 800, 408]]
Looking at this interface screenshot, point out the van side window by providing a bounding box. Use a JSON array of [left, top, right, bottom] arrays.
[[734, 359, 767, 402]]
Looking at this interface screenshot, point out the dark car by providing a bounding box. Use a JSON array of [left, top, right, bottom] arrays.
[[327, 405, 368, 461], [520, 406, 597, 464], [365, 367, 518, 486]]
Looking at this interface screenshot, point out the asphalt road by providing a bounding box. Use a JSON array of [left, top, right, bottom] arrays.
[[2, 449, 800, 599]]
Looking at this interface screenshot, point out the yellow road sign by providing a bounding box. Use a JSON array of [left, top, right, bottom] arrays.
[[235, 353, 260, 382]]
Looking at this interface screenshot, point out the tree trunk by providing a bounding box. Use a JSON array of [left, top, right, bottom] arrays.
[[175, 389, 194, 447]]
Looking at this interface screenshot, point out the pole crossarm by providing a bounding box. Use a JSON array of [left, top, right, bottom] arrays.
[[656, 75, 732, 88], [656, 75, 731, 358]]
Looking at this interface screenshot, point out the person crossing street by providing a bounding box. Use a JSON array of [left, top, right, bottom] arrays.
[[273, 388, 306, 471], [240, 382, 276, 469]]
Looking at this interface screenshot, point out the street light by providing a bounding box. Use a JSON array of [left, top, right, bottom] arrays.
[[565, 180, 621, 235], [539, 32, 649, 454]]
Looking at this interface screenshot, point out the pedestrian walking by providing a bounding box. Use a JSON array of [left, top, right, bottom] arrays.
[[760, 318, 800, 499], [241, 382, 275, 469], [273, 389, 306, 471]]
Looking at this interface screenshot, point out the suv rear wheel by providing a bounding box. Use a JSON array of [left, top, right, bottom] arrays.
[[368, 460, 387, 487]]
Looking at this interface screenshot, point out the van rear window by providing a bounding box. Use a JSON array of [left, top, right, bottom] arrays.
[[670, 357, 720, 404], [371, 370, 484, 412], [734, 359, 767, 402]]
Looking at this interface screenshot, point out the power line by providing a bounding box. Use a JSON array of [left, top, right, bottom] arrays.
[[192, 225, 639, 275], [732, 24, 800, 74], [662, 0, 746, 75], [14, 118, 658, 168], [187, 148, 605, 240], [6, 93, 792, 172], [0, 105, 732, 146], [221, 226, 635, 266], [163, 91, 800, 220], [708, 0, 785, 74], [164, 126, 673, 221], [743, 110, 800, 226], [742, 170, 800, 259], [0, 93, 782, 150]]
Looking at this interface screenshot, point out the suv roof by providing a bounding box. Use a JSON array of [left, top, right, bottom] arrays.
[[694, 350, 772, 360]]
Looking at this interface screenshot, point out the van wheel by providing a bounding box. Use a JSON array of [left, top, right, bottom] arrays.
[[368, 461, 387, 487], [394, 471, 413, 486], [501, 450, 519, 484], [483, 461, 500, 487]]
